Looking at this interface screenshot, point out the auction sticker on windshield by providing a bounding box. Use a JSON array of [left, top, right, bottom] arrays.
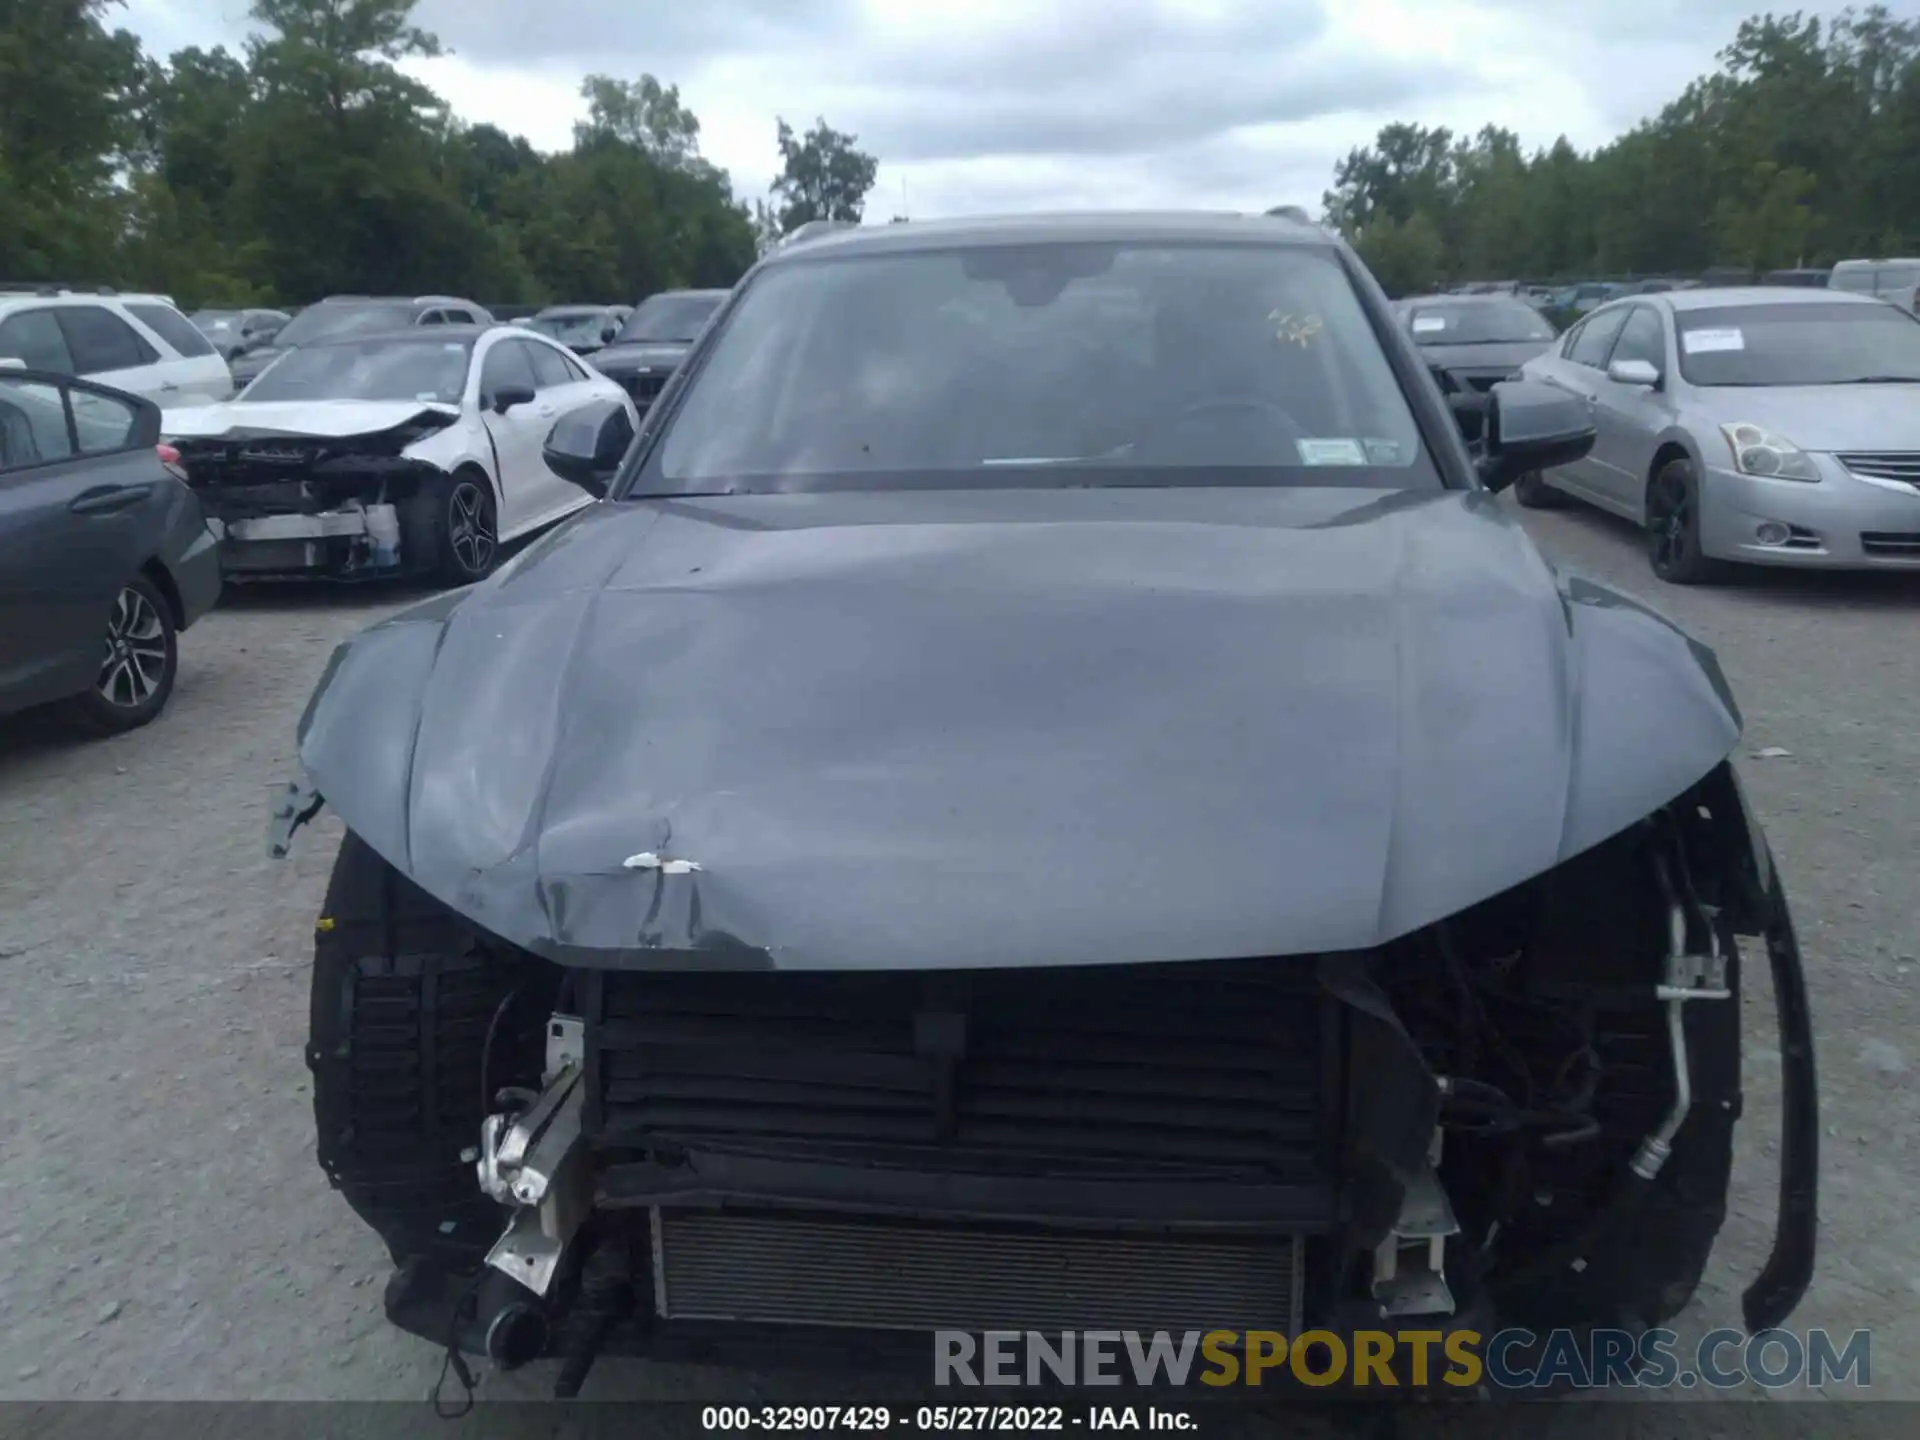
[[1411, 315, 1448, 333], [1682, 327, 1745, 353], [1297, 438, 1368, 466]]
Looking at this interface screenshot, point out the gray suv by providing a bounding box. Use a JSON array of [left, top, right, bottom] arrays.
[[228, 294, 495, 389]]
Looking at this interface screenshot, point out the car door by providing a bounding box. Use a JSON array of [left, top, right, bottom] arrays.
[[524, 338, 606, 518], [0, 372, 158, 713], [1583, 305, 1674, 517], [473, 335, 549, 537], [1531, 308, 1629, 499]]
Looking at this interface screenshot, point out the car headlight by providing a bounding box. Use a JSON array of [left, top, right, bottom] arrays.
[[1720, 423, 1821, 482]]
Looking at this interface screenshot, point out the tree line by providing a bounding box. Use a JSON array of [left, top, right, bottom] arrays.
[[9, 3, 1918, 309], [0, 0, 881, 308], [1326, 6, 1920, 295]]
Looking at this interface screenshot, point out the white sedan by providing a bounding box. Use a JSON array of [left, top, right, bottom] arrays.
[[161, 323, 638, 584]]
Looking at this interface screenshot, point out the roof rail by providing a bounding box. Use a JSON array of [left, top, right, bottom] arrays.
[[779, 219, 857, 249], [0, 282, 118, 296]]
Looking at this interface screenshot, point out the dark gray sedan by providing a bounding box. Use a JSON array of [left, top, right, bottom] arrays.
[[1394, 293, 1560, 395], [0, 367, 221, 734]]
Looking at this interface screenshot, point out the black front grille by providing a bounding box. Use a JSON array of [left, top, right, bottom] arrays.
[[622, 373, 667, 405], [587, 960, 1333, 1179], [1861, 530, 1920, 556], [1838, 452, 1920, 486]]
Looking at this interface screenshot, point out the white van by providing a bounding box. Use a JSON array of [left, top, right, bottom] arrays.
[[1829, 258, 1920, 312]]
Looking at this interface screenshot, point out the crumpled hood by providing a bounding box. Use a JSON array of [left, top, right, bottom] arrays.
[[588, 341, 690, 375], [162, 398, 459, 441], [298, 485, 1743, 971]]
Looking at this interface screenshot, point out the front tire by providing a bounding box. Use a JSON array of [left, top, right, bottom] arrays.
[[1646, 458, 1722, 585], [408, 471, 499, 587], [308, 832, 550, 1266], [58, 574, 178, 736], [1512, 471, 1566, 509]]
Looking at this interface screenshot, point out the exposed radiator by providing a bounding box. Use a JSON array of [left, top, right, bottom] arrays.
[[651, 1209, 1305, 1335]]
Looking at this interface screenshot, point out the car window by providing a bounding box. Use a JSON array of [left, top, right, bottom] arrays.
[[651, 242, 1438, 494], [0, 377, 75, 469], [1567, 308, 1630, 368], [238, 337, 474, 405], [527, 341, 580, 389], [56, 306, 160, 373], [1608, 307, 1666, 370], [1404, 298, 1555, 345], [69, 388, 140, 452], [0, 309, 77, 371], [479, 338, 539, 401], [125, 302, 217, 359], [1674, 302, 1920, 386], [271, 303, 416, 347], [1876, 265, 1920, 294], [442, 308, 479, 326], [1828, 268, 1875, 294], [616, 293, 725, 344], [418, 310, 446, 326]]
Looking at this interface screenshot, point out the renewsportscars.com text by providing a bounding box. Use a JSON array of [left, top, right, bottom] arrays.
[[933, 1328, 1870, 1391]]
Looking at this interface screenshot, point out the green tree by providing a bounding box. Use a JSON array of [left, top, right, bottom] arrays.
[[770, 116, 879, 231]]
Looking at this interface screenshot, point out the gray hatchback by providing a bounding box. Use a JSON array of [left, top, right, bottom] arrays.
[[1517, 287, 1920, 582]]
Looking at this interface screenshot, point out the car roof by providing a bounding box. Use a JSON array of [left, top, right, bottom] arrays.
[[1397, 293, 1526, 306], [1660, 286, 1881, 312], [759, 211, 1329, 265], [535, 304, 613, 316], [641, 288, 731, 300], [308, 324, 494, 346]]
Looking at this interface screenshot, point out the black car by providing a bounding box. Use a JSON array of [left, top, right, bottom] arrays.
[[523, 304, 624, 357], [227, 294, 495, 390], [0, 368, 222, 734], [584, 288, 729, 408], [1394, 293, 1561, 395], [278, 213, 1816, 1395]]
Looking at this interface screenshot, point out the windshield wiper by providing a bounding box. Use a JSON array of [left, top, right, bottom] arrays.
[[1425, 338, 1543, 347], [1828, 375, 1920, 385]]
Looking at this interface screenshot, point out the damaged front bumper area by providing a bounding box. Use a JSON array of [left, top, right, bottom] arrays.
[[294, 764, 1817, 1396], [172, 414, 453, 579]]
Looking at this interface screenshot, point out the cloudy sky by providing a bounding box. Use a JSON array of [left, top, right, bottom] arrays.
[[123, 0, 1822, 217]]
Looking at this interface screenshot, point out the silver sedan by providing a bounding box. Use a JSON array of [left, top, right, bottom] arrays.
[[1515, 286, 1920, 582]]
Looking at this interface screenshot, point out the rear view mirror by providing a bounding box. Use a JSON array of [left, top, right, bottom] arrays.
[[1607, 358, 1661, 388], [1476, 380, 1594, 493], [543, 397, 634, 497]]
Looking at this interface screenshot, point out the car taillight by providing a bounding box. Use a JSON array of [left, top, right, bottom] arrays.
[[157, 443, 188, 481]]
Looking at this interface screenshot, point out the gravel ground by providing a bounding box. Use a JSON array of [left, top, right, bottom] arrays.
[[2, 497, 1915, 1429]]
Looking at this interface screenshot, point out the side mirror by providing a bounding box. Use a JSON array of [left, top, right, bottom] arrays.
[[492, 384, 536, 415], [601, 325, 618, 343], [543, 398, 634, 498], [1476, 380, 1595, 494], [1606, 357, 1661, 388]]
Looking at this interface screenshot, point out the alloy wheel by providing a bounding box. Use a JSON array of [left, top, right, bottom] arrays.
[[96, 585, 169, 709], [448, 479, 497, 577], [1648, 470, 1691, 576]]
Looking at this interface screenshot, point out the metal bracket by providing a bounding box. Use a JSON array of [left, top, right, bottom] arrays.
[[266, 774, 324, 859], [476, 1016, 591, 1297], [1372, 1131, 1460, 1317]]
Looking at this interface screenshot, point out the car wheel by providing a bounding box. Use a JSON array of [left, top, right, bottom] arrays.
[[417, 471, 499, 587], [1646, 458, 1722, 585], [57, 574, 178, 735], [1512, 471, 1565, 509]]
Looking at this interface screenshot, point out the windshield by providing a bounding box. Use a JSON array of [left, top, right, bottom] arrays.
[[616, 293, 723, 343], [530, 312, 613, 346], [1405, 298, 1555, 345], [1675, 302, 1920, 386], [649, 242, 1435, 494], [271, 303, 418, 349], [238, 337, 473, 405], [193, 310, 241, 333]]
